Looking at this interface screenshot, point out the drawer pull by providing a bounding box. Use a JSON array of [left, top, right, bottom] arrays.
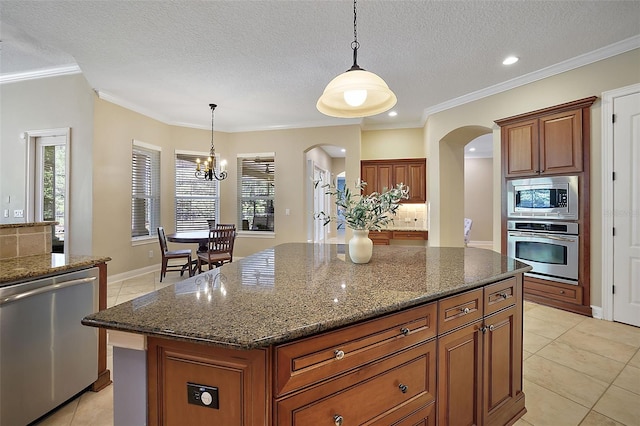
[[500, 293, 508, 299], [334, 350, 345, 360], [400, 327, 410, 336], [460, 307, 470, 314], [560, 290, 565, 294], [334, 414, 344, 426], [399, 383, 408, 393]]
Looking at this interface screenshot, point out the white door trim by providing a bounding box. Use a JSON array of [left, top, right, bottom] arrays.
[[601, 83, 640, 321]]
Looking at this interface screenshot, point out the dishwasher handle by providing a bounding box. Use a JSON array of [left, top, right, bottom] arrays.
[[0, 276, 97, 306]]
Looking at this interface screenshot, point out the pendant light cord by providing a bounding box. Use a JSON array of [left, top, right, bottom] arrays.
[[209, 103, 217, 157], [350, 0, 362, 71]]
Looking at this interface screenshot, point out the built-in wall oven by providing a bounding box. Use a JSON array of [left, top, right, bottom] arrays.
[[507, 220, 579, 285], [507, 175, 579, 220]]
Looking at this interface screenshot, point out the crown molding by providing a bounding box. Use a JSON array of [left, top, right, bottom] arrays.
[[421, 35, 640, 122], [96, 90, 174, 124], [0, 64, 81, 85]]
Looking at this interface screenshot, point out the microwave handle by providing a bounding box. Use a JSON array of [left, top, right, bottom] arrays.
[[508, 231, 576, 242]]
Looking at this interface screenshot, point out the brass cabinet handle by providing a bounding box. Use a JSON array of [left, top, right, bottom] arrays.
[[334, 349, 345, 360], [399, 384, 408, 393], [334, 414, 344, 426], [460, 307, 470, 314], [400, 327, 410, 336]]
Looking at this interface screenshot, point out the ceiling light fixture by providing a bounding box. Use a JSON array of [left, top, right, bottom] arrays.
[[503, 56, 519, 65], [195, 103, 227, 181], [316, 0, 397, 118], [388, 111, 398, 117]]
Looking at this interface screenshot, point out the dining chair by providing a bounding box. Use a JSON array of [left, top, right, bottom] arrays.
[[157, 227, 193, 281], [197, 228, 236, 273], [216, 223, 236, 230], [206, 219, 216, 229]]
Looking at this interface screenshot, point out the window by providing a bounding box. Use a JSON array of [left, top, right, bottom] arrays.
[[131, 140, 161, 239], [238, 154, 275, 232], [175, 151, 220, 232]]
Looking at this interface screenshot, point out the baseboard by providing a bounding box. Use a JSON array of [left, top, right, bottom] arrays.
[[467, 240, 494, 249], [590, 305, 603, 319], [108, 265, 159, 284]]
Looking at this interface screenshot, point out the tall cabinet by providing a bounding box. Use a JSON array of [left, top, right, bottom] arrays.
[[496, 96, 596, 316]]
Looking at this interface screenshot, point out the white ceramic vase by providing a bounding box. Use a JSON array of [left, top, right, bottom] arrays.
[[348, 229, 373, 264]]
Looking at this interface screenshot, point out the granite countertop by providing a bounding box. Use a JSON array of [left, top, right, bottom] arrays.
[[0, 221, 57, 229], [83, 243, 530, 350], [0, 253, 112, 285]]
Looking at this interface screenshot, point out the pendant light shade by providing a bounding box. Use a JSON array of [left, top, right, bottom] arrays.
[[317, 0, 397, 118]]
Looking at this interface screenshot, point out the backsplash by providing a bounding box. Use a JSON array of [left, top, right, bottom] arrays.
[[0, 222, 53, 259], [386, 204, 428, 230]]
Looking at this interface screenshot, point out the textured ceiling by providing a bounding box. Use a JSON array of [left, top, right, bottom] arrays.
[[1, 1, 639, 132]]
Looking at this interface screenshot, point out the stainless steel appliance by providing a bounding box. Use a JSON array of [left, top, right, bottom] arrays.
[[507, 220, 579, 285], [507, 175, 579, 220], [0, 267, 99, 426]]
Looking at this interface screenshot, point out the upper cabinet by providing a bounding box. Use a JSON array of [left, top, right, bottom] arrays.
[[361, 158, 426, 203], [496, 97, 596, 178]]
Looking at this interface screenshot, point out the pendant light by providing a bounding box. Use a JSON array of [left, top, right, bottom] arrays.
[[317, 0, 397, 118], [195, 103, 227, 181]]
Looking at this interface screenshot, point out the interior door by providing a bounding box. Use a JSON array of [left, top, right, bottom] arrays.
[[613, 91, 640, 327]]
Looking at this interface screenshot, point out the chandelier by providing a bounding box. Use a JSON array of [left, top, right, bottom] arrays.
[[195, 103, 227, 181], [316, 0, 397, 118]]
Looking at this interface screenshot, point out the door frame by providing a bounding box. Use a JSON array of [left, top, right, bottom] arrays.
[[601, 83, 640, 321], [25, 128, 71, 253]]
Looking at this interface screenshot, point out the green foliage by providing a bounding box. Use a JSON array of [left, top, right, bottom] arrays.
[[315, 179, 409, 231]]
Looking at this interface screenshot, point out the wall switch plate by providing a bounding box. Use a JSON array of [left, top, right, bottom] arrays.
[[3, 209, 8, 218], [13, 209, 24, 218], [148, 250, 153, 258], [187, 383, 219, 409]]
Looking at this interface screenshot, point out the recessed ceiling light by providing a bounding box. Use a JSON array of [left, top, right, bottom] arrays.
[[341, 148, 346, 153], [503, 56, 519, 65], [388, 111, 398, 117], [469, 147, 476, 152]]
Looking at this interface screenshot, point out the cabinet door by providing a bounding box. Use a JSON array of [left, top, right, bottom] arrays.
[[539, 108, 583, 175], [483, 306, 523, 424], [361, 164, 379, 196], [503, 119, 539, 178], [377, 164, 394, 193], [437, 321, 483, 426], [394, 162, 426, 203]]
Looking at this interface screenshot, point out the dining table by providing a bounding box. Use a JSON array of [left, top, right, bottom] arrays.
[[166, 231, 211, 253]]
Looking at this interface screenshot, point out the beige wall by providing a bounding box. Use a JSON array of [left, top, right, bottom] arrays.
[[425, 48, 640, 306], [361, 128, 424, 159], [0, 74, 95, 254], [464, 158, 493, 242]]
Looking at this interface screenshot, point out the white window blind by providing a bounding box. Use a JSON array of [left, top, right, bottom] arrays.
[[131, 141, 161, 239], [237, 155, 275, 232], [175, 152, 219, 232]]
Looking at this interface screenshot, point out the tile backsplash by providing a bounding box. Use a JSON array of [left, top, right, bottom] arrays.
[[0, 223, 52, 259], [386, 204, 428, 230]]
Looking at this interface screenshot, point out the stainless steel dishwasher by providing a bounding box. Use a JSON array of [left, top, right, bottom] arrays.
[[0, 267, 99, 426]]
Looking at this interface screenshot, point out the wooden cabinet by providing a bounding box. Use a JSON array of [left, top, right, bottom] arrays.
[[369, 230, 392, 245], [392, 230, 428, 241], [497, 97, 596, 178], [437, 276, 525, 426], [361, 158, 426, 203]]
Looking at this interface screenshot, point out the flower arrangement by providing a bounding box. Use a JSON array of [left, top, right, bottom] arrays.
[[315, 179, 409, 231]]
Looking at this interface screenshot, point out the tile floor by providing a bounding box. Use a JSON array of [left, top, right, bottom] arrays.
[[34, 271, 640, 426]]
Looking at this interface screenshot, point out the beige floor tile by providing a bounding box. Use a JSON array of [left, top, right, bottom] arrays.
[[524, 301, 538, 312], [524, 314, 575, 340], [574, 318, 640, 348], [628, 349, 640, 369], [537, 341, 626, 384], [593, 385, 640, 426], [579, 410, 625, 426], [118, 281, 156, 296], [514, 417, 534, 425], [523, 330, 553, 353], [523, 350, 533, 361], [34, 398, 78, 425], [612, 364, 640, 395], [526, 303, 587, 328], [521, 379, 589, 426], [557, 328, 638, 364], [115, 292, 143, 304], [106, 295, 118, 308], [524, 355, 608, 408], [70, 386, 114, 426]]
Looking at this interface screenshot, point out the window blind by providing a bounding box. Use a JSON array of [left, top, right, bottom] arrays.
[[237, 156, 275, 231], [132, 142, 161, 239], [175, 153, 219, 232]]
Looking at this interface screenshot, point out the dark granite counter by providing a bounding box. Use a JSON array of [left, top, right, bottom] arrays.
[[83, 243, 530, 350], [0, 253, 112, 286]]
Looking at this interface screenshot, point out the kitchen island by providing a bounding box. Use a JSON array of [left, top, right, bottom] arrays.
[[83, 243, 531, 425]]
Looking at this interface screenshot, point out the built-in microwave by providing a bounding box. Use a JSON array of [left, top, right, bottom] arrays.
[[507, 175, 578, 220]]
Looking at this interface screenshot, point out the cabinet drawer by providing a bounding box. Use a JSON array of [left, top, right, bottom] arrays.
[[524, 278, 582, 304], [275, 303, 437, 397], [484, 277, 517, 316], [276, 341, 436, 426], [370, 231, 391, 245], [392, 231, 428, 240], [438, 289, 483, 334]]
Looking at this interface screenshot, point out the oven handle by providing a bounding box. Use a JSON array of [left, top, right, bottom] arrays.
[[508, 231, 577, 242]]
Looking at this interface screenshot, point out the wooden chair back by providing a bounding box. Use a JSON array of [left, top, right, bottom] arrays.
[[158, 226, 168, 253], [207, 227, 236, 255]]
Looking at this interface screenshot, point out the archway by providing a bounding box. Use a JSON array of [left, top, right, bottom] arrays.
[[438, 125, 492, 246]]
